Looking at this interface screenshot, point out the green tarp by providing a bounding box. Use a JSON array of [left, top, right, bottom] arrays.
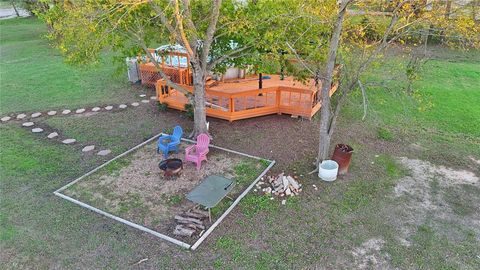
[[186, 175, 235, 209]]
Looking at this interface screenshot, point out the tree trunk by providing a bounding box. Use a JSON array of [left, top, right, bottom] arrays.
[[316, 1, 349, 164], [445, 0, 452, 19], [11, 1, 20, 17], [191, 63, 208, 137]]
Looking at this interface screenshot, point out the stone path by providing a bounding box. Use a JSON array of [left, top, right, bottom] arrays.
[[82, 145, 95, 152], [97, 150, 111, 156], [62, 138, 76, 144], [2, 93, 157, 158], [1, 93, 155, 123]]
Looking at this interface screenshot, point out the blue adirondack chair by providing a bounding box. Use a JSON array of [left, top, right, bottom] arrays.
[[157, 126, 183, 158]]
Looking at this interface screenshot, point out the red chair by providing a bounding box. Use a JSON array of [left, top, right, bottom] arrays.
[[185, 133, 210, 170]]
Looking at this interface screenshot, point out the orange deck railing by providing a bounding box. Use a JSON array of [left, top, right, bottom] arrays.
[[154, 79, 338, 122], [139, 49, 192, 86], [139, 49, 338, 121]]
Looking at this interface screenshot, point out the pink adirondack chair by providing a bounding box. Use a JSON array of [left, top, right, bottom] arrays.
[[185, 133, 210, 170]]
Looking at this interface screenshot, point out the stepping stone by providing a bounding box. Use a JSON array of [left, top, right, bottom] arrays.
[[119, 104, 127, 109], [97, 149, 111, 156], [139, 94, 146, 97], [150, 96, 157, 100], [62, 110, 71, 115], [32, 128, 43, 133], [131, 102, 139, 107], [16, 114, 26, 119], [62, 138, 76, 144], [47, 132, 58, 139], [75, 108, 85, 114], [104, 106, 113, 111], [31, 112, 42, 118], [82, 145, 95, 152], [91, 107, 101, 112], [47, 111, 57, 116], [1, 116, 11, 122], [22, 122, 34, 127], [141, 99, 150, 103]]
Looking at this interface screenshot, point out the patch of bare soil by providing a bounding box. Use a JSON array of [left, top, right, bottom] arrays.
[[352, 238, 393, 270], [470, 156, 480, 166], [63, 140, 263, 244], [109, 143, 241, 198], [390, 157, 480, 245]]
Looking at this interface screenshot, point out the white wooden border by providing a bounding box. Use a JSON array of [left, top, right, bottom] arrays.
[[190, 159, 275, 250], [54, 191, 191, 249], [54, 133, 162, 194], [54, 132, 275, 250]]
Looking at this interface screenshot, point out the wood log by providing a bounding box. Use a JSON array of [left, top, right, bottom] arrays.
[[287, 176, 301, 190], [175, 215, 203, 226], [184, 211, 208, 220], [191, 208, 209, 217], [174, 225, 195, 236], [275, 173, 284, 184], [185, 223, 205, 230], [282, 176, 290, 191], [273, 185, 284, 193]]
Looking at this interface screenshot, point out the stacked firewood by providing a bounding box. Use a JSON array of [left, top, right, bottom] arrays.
[[173, 209, 209, 237], [256, 173, 302, 197]]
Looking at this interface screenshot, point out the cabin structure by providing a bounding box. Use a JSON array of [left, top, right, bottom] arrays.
[[139, 48, 338, 122]]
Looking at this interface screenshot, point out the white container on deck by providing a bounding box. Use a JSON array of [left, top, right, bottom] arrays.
[[318, 160, 339, 181]]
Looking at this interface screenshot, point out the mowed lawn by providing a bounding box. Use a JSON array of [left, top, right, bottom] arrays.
[[0, 18, 138, 115], [359, 50, 480, 138], [1, 18, 479, 269]]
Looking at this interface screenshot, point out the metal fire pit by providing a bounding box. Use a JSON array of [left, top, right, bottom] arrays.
[[159, 158, 183, 177], [331, 144, 353, 175]]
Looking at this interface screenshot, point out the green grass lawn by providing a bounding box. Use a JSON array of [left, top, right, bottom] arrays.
[[341, 48, 480, 162], [1, 18, 479, 269], [0, 18, 139, 115]]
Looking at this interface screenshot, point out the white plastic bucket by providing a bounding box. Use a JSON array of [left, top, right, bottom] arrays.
[[318, 160, 339, 181]]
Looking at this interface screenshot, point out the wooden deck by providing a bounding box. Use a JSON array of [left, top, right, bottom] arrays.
[[138, 49, 337, 121], [154, 75, 338, 122]]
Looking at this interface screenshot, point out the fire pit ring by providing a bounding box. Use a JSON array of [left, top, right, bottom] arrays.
[[159, 158, 183, 177]]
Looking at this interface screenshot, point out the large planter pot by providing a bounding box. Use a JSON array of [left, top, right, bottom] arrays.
[[331, 144, 354, 175], [318, 160, 339, 182]]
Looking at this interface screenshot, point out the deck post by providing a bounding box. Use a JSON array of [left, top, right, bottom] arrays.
[[276, 88, 281, 115]]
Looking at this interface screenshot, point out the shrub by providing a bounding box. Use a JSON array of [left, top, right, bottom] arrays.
[[157, 102, 168, 112], [184, 103, 194, 119]]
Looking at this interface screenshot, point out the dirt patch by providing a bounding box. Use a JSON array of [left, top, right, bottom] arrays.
[[390, 157, 480, 246], [93, 143, 242, 200], [62, 140, 270, 245], [352, 238, 392, 270], [470, 156, 480, 166], [395, 157, 478, 199]]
